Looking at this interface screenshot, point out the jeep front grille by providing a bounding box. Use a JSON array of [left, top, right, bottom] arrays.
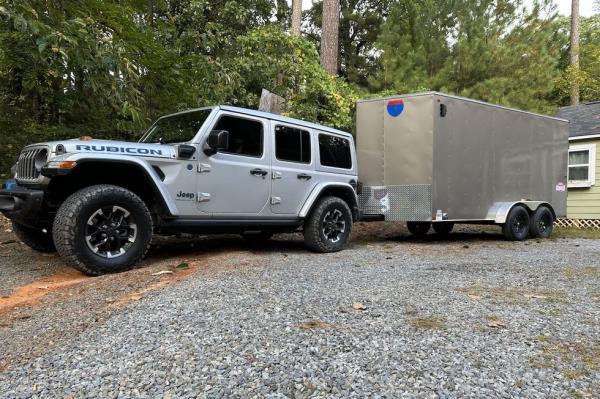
[[15, 147, 48, 183]]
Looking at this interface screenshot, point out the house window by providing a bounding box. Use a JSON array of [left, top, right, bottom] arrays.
[[568, 143, 596, 188]]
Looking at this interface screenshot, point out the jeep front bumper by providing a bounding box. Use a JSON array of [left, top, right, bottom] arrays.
[[0, 186, 46, 228]]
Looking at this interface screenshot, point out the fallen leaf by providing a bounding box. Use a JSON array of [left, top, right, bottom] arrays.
[[151, 270, 174, 276], [352, 303, 367, 311], [37, 286, 49, 290], [523, 294, 547, 300], [468, 294, 481, 301], [176, 262, 189, 270], [487, 319, 507, 328], [299, 320, 334, 329], [128, 294, 143, 301]]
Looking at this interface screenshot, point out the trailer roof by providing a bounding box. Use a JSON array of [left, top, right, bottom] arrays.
[[357, 91, 569, 123]]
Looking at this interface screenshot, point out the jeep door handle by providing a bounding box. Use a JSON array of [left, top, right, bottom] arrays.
[[297, 173, 312, 180], [250, 168, 268, 177]]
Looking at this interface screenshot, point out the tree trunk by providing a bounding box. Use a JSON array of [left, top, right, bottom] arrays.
[[320, 0, 340, 75], [570, 0, 580, 105], [291, 0, 302, 36]]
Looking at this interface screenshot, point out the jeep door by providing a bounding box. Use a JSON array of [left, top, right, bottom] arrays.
[[270, 122, 316, 215], [196, 112, 271, 215]]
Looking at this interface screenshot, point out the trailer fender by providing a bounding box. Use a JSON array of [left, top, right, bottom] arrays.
[[487, 201, 555, 224], [299, 183, 358, 220]]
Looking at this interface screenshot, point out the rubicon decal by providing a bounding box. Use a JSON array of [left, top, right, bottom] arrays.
[[387, 99, 404, 117], [75, 145, 163, 156]]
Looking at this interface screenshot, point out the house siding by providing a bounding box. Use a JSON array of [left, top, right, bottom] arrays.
[[567, 138, 600, 219]]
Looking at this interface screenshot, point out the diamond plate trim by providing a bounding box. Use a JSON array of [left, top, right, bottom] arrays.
[[358, 184, 432, 221]]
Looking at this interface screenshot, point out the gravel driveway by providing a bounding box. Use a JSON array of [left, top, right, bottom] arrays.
[[1, 221, 599, 398]]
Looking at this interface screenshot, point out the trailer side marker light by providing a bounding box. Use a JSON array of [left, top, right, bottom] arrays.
[[387, 99, 404, 117]]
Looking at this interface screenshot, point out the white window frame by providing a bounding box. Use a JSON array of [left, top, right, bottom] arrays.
[[568, 143, 596, 188]]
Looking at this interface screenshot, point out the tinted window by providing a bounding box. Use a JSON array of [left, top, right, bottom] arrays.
[[318, 134, 352, 169], [214, 115, 263, 157], [275, 125, 311, 163]]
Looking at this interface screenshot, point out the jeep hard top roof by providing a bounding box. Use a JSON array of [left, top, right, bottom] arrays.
[[159, 105, 353, 138]]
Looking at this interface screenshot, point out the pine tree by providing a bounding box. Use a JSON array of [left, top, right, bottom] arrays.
[[320, 0, 340, 74]]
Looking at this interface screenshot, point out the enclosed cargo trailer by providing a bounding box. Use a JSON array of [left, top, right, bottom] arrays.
[[356, 92, 569, 239]]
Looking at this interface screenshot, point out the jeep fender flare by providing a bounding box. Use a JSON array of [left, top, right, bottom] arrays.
[[53, 154, 179, 216], [299, 183, 359, 220]]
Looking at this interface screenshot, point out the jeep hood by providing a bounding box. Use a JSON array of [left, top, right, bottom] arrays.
[[44, 139, 176, 159]]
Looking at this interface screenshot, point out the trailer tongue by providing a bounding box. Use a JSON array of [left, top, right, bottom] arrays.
[[356, 92, 569, 240]]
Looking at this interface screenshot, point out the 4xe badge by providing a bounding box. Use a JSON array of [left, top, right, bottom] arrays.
[[387, 99, 404, 117], [176, 191, 196, 201]]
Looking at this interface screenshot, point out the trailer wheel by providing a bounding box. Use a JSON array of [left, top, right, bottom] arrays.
[[432, 222, 454, 235], [304, 196, 352, 253], [406, 222, 431, 236], [53, 185, 153, 276], [12, 222, 56, 253], [502, 205, 530, 241], [529, 206, 554, 238]]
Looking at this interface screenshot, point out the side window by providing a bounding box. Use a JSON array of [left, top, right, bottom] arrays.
[[214, 115, 263, 157], [275, 125, 311, 163], [318, 134, 352, 169]]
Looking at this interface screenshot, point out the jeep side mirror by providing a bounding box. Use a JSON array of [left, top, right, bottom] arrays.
[[178, 144, 196, 159], [206, 130, 229, 152]]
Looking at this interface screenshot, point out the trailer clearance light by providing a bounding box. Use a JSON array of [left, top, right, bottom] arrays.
[[46, 160, 77, 169]]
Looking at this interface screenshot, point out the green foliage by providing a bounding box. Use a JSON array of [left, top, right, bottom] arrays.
[[377, 0, 563, 114]]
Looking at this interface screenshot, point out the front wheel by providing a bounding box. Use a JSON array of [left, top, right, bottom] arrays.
[[53, 185, 153, 276], [304, 196, 352, 253], [502, 205, 530, 241], [12, 222, 56, 252]]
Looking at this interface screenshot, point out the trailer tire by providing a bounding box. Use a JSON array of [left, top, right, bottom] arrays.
[[304, 196, 352, 253], [406, 222, 431, 236], [12, 222, 56, 253], [53, 185, 153, 276], [502, 205, 530, 241], [529, 206, 554, 238], [432, 222, 454, 235]]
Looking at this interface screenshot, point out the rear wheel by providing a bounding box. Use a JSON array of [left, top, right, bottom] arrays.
[[406, 221, 431, 236], [53, 185, 153, 276], [432, 222, 454, 235], [304, 196, 352, 253], [529, 206, 554, 238], [12, 222, 56, 252], [502, 205, 530, 241]]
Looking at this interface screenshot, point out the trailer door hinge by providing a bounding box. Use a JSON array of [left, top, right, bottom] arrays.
[[198, 163, 211, 173], [271, 196, 282, 205], [197, 192, 211, 202]]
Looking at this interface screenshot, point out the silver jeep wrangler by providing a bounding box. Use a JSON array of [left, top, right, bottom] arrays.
[[0, 106, 358, 275]]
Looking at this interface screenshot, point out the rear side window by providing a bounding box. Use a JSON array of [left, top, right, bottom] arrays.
[[275, 125, 311, 163], [214, 115, 263, 157], [318, 134, 352, 169]]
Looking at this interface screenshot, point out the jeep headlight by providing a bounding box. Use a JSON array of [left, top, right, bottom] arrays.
[[34, 149, 48, 172]]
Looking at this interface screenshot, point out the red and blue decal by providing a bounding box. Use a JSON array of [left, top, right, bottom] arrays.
[[387, 99, 404, 117]]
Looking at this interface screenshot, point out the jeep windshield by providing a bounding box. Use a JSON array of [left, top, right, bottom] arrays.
[[140, 109, 212, 144]]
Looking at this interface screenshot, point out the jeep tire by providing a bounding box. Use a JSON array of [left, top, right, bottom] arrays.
[[304, 196, 352, 253], [12, 222, 56, 253], [53, 185, 153, 276]]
